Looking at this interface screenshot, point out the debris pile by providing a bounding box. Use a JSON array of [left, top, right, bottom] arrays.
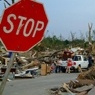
[[49, 80, 95, 95], [49, 66, 95, 95], [77, 66, 95, 80]]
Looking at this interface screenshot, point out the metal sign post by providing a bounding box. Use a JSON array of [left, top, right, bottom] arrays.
[[0, 52, 16, 95]]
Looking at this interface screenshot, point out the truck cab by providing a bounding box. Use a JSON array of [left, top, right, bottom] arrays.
[[72, 55, 89, 69]]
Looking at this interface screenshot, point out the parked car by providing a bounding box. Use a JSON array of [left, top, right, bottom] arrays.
[[61, 55, 89, 72]]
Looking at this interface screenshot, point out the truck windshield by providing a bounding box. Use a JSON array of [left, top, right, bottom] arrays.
[[72, 56, 81, 61]]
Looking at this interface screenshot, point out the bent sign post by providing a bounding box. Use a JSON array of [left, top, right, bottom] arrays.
[[0, 0, 48, 94]]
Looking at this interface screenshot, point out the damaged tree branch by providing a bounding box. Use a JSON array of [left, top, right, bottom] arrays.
[[4, 0, 11, 6]]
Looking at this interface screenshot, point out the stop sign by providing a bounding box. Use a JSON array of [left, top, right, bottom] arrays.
[[0, 0, 48, 52]]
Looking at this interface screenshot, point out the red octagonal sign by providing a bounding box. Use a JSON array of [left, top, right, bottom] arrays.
[[0, 0, 48, 52]]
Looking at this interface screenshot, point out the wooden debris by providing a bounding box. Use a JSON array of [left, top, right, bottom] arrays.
[[76, 79, 95, 86], [75, 84, 94, 92], [77, 66, 95, 80], [88, 86, 95, 95], [63, 83, 75, 95], [22, 60, 39, 70], [66, 79, 95, 89], [22, 61, 34, 70], [67, 80, 84, 88], [76, 91, 88, 95], [49, 79, 95, 95], [49, 87, 60, 95]]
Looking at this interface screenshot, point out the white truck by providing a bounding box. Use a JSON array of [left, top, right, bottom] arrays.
[[61, 55, 89, 72]]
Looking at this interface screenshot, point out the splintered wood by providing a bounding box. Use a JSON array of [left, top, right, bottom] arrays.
[[49, 66, 95, 95], [77, 66, 95, 80]]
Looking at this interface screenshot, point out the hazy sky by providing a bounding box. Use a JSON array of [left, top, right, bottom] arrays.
[[0, 0, 95, 40]]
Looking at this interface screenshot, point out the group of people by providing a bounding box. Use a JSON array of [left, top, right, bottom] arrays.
[[50, 57, 73, 73], [50, 53, 93, 73]]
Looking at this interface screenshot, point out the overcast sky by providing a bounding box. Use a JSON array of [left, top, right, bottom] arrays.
[[0, 0, 95, 40]]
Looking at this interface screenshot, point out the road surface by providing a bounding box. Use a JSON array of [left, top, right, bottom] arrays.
[[2, 73, 79, 95]]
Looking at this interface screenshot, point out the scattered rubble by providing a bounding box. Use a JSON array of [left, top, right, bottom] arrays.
[[49, 65, 95, 95], [0, 49, 95, 95], [49, 80, 95, 95], [77, 66, 95, 80]]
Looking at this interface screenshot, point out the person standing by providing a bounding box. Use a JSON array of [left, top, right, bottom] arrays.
[[50, 60, 56, 73], [55, 58, 62, 73], [66, 58, 73, 73], [88, 54, 92, 69]]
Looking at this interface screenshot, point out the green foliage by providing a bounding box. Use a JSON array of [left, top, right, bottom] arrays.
[[33, 35, 87, 51]]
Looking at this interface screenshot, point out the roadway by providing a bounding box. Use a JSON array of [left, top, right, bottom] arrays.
[[2, 73, 79, 95]]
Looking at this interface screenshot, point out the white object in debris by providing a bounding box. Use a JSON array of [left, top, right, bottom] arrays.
[[7, 79, 12, 82], [15, 67, 39, 77]]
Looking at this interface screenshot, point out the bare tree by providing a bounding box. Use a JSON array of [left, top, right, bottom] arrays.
[[92, 30, 95, 41], [4, 0, 11, 6], [12, 0, 15, 4], [70, 31, 76, 41], [59, 34, 64, 41], [88, 23, 93, 44], [3, 0, 15, 7]]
